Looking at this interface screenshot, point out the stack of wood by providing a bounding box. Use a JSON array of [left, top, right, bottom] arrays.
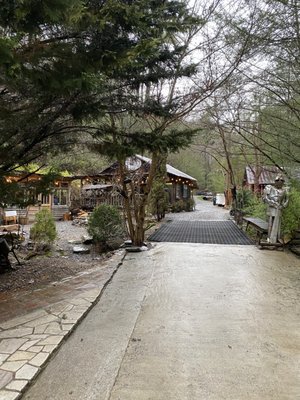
[[0, 224, 21, 233], [71, 210, 89, 226]]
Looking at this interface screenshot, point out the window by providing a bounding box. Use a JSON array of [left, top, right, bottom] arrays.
[[41, 194, 50, 205], [183, 184, 189, 199], [53, 189, 68, 205], [24, 189, 37, 205], [176, 184, 182, 199]]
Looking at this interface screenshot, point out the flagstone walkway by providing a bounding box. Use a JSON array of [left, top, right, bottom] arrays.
[[0, 251, 124, 400]]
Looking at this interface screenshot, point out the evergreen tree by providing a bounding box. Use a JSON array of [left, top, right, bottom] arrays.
[[0, 0, 198, 174]]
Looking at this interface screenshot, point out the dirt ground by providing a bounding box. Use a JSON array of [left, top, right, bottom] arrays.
[[0, 221, 118, 292]]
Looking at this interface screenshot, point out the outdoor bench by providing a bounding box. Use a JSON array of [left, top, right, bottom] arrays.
[[242, 217, 268, 244]]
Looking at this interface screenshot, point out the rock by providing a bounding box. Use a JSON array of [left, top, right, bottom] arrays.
[[290, 246, 300, 256], [72, 246, 90, 254], [140, 246, 149, 251], [82, 235, 93, 245], [125, 246, 143, 252], [68, 239, 83, 245], [122, 240, 147, 248], [126, 245, 149, 252]]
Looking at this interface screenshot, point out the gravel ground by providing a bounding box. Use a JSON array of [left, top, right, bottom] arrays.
[[0, 221, 117, 293], [166, 197, 230, 221]]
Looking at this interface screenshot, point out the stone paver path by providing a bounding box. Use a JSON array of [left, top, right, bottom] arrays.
[[0, 251, 124, 400]]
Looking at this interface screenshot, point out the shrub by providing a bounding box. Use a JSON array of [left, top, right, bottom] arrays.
[[243, 196, 267, 220], [236, 188, 256, 209], [171, 199, 185, 213], [30, 209, 57, 251], [185, 197, 195, 211], [87, 204, 124, 250], [240, 182, 300, 240], [282, 185, 300, 237]]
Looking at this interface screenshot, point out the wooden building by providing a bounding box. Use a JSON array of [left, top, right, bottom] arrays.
[[1, 171, 73, 224], [78, 155, 198, 209], [243, 165, 285, 194]]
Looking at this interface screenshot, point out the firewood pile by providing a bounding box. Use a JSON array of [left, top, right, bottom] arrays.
[[71, 209, 90, 226]]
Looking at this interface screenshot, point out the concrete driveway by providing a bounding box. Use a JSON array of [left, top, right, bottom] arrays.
[[23, 241, 300, 400]]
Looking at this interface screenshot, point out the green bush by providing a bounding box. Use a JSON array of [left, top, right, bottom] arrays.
[[282, 185, 300, 237], [240, 183, 300, 239], [171, 199, 185, 212], [185, 197, 195, 211], [170, 198, 194, 213], [236, 188, 256, 209], [30, 209, 57, 251], [242, 196, 267, 220], [87, 205, 124, 249]]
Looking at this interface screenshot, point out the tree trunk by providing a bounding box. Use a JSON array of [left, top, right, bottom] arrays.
[[131, 153, 160, 246]]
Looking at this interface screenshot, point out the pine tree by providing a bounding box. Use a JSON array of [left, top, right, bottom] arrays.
[[0, 0, 198, 174]]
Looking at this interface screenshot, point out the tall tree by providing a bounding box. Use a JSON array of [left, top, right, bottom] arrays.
[[85, 3, 204, 245], [219, 0, 300, 168], [89, 0, 258, 246], [0, 0, 198, 173]]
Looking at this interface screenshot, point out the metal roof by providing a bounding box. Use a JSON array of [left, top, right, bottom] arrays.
[[245, 166, 284, 185], [82, 184, 112, 190], [136, 155, 197, 182]]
